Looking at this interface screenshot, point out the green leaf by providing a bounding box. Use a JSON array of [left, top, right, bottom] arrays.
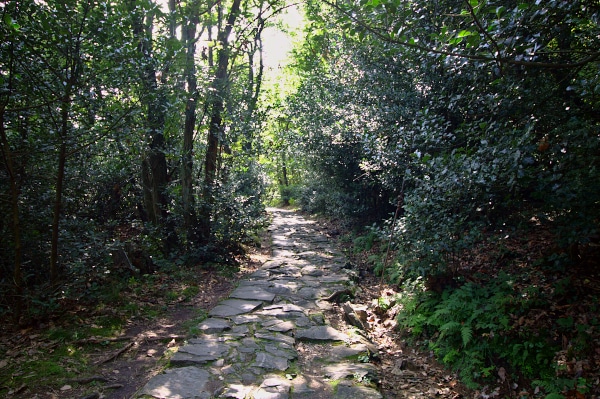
[[457, 30, 474, 38], [3, 14, 21, 32]]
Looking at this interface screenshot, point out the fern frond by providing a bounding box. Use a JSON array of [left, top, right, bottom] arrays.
[[439, 321, 461, 335], [461, 325, 473, 347]]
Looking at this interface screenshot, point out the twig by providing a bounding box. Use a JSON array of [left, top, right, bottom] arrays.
[[75, 336, 132, 345], [103, 384, 124, 390], [75, 334, 185, 345], [380, 193, 404, 289], [67, 376, 109, 384], [94, 342, 134, 365], [140, 334, 187, 342]]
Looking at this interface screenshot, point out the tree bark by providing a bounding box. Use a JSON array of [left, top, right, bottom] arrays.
[[198, 0, 243, 242], [131, 2, 176, 254], [0, 100, 24, 320], [182, 3, 200, 245]]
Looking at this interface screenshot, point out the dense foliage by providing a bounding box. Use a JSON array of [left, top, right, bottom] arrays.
[[289, 0, 599, 264], [0, 0, 284, 321], [281, 0, 600, 395]]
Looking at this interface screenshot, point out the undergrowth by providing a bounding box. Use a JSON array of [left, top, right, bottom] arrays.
[[395, 273, 593, 398]]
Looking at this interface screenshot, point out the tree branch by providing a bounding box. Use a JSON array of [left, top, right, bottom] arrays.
[[322, 0, 600, 70]]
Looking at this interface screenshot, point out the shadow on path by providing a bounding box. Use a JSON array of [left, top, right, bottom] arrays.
[[136, 208, 382, 399]]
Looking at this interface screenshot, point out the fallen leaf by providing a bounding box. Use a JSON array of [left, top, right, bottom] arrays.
[[60, 385, 72, 391], [0, 359, 8, 368], [498, 366, 506, 382]]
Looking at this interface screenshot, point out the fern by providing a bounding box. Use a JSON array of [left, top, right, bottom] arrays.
[[439, 321, 460, 334], [544, 394, 565, 399], [396, 273, 560, 390], [461, 325, 473, 347]]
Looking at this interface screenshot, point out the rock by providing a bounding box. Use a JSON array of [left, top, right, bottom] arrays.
[[231, 314, 264, 324], [230, 286, 276, 303], [329, 343, 370, 361], [221, 384, 255, 399], [170, 338, 231, 365], [342, 303, 369, 330], [209, 299, 263, 317], [296, 326, 347, 342], [198, 318, 231, 334], [259, 303, 305, 319], [140, 366, 216, 399], [253, 352, 289, 371], [255, 331, 296, 346], [264, 344, 298, 360], [334, 381, 382, 399], [324, 289, 354, 303], [323, 363, 379, 381], [263, 319, 295, 333], [300, 265, 323, 276]]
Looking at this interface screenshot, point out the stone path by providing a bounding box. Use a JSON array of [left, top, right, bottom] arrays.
[[136, 208, 382, 399]]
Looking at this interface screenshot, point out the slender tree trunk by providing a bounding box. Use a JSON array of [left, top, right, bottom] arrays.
[[0, 106, 24, 320], [182, 6, 200, 245], [0, 37, 24, 320], [242, 17, 265, 153], [198, 0, 242, 242], [131, 2, 176, 254], [50, 140, 67, 284], [50, 42, 79, 284]]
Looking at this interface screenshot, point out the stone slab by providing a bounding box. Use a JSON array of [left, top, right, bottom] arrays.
[[263, 319, 295, 333], [209, 298, 263, 317], [230, 286, 276, 302], [255, 331, 296, 346], [329, 343, 370, 361], [295, 326, 347, 342], [334, 381, 382, 398], [221, 384, 255, 399], [264, 344, 298, 360], [300, 265, 323, 277], [231, 314, 265, 324], [198, 318, 231, 334], [323, 363, 379, 381], [174, 339, 230, 362], [139, 366, 215, 399], [253, 351, 289, 371]]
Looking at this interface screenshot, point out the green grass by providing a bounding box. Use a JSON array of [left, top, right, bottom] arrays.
[[180, 309, 209, 336]]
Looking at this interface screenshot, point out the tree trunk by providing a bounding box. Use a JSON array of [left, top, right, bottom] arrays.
[[182, 5, 200, 245], [50, 45, 79, 284], [242, 17, 265, 153], [131, 2, 176, 254], [0, 103, 24, 320], [198, 0, 242, 242], [50, 139, 67, 284]]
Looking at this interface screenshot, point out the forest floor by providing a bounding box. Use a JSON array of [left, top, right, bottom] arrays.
[[0, 209, 469, 399], [1, 209, 598, 399]]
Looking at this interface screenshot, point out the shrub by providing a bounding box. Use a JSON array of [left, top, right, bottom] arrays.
[[397, 273, 559, 389]]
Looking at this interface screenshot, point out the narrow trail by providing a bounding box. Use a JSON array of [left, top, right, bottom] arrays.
[[136, 208, 382, 399]]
